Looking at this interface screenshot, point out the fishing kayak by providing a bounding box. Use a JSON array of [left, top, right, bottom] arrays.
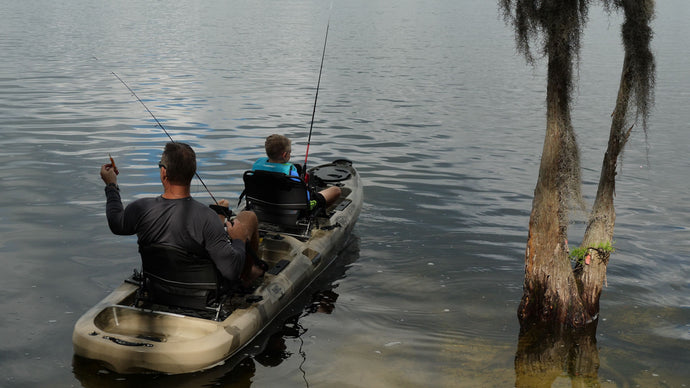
[[72, 159, 363, 374]]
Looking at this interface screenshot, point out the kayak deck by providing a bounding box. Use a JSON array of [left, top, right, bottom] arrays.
[[73, 160, 362, 374]]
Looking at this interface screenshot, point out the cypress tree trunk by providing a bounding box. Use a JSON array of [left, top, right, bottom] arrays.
[[504, 0, 654, 329], [577, 58, 632, 316], [519, 47, 588, 326]]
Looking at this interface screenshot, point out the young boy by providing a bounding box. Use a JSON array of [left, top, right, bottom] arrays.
[[253, 134, 341, 208]]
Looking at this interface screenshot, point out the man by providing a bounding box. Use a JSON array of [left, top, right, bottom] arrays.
[[100, 142, 263, 288]]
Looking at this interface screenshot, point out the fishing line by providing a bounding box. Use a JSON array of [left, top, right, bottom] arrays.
[[111, 72, 223, 207], [297, 322, 310, 388], [291, 315, 310, 388], [303, 3, 333, 177]]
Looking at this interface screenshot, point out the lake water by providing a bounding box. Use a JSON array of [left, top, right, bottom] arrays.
[[1, 0, 688, 387]]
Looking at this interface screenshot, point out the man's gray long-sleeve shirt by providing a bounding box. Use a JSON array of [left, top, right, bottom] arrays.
[[105, 185, 245, 281]]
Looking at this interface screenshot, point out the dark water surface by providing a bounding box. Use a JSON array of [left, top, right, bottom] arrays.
[[1, 0, 688, 387]]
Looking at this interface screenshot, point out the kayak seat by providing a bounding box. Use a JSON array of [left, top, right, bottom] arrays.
[[137, 244, 227, 320], [242, 170, 314, 235]]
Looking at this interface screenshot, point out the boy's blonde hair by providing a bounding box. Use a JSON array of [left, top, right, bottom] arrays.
[[265, 134, 291, 160]]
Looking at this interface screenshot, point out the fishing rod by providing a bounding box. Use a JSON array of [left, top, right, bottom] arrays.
[[303, 6, 332, 178], [111, 72, 231, 218]]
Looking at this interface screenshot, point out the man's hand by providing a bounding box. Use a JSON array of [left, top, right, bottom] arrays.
[[217, 199, 230, 223], [100, 164, 118, 185]]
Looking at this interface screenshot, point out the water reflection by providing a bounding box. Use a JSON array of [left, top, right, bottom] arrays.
[[72, 237, 358, 387], [515, 321, 600, 387], [254, 289, 338, 369], [72, 354, 256, 388]]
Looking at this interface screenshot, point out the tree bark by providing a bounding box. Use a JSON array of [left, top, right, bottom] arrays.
[[577, 58, 632, 317], [519, 47, 588, 326]]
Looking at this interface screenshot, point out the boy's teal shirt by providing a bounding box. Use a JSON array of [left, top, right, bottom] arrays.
[[252, 157, 298, 176]]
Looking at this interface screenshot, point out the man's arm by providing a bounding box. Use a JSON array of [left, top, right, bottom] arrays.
[[101, 163, 137, 236], [204, 219, 246, 281]]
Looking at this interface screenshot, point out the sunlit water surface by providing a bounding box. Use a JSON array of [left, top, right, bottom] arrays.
[[0, 0, 688, 387]]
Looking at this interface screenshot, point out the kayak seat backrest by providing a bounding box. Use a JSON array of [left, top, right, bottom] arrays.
[[243, 170, 312, 228], [138, 244, 226, 313]]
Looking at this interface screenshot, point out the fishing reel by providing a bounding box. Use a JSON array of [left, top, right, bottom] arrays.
[[209, 204, 234, 225]]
